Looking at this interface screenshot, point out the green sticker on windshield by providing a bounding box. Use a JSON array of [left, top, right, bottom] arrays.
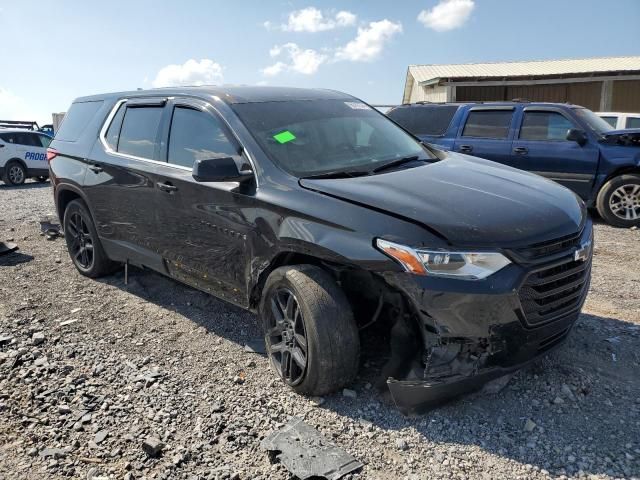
[[273, 130, 296, 144]]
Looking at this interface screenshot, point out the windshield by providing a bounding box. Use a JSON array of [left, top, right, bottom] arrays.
[[574, 108, 614, 135], [232, 99, 432, 177]]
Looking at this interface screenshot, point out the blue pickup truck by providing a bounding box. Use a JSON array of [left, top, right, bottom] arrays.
[[387, 102, 640, 227]]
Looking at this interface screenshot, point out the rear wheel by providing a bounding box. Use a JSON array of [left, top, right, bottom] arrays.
[[35, 176, 48, 183], [63, 199, 118, 277], [3, 161, 26, 186], [596, 174, 640, 227], [260, 265, 360, 396]]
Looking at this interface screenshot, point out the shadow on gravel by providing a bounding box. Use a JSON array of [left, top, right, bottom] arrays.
[[0, 181, 50, 190], [97, 265, 639, 478], [0, 251, 34, 266], [97, 265, 262, 348]]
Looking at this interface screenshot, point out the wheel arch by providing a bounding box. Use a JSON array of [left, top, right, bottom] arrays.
[[249, 251, 338, 310], [55, 184, 91, 224], [5, 157, 28, 174], [599, 165, 640, 189]]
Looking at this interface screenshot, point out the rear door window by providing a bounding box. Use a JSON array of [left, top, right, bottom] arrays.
[[55, 101, 104, 142], [167, 106, 237, 168], [14, 132, 42, 146], [388, 105, 458, 136], [519, 111, 575, 141], [117, 106, 164, 159], [462, 110, 513, 139]]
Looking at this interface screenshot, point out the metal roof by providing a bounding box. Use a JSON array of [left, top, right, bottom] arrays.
[[408, 56, 640, 85]]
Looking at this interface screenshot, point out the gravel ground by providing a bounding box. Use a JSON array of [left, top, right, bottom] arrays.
[[1, 180, 639, 480]]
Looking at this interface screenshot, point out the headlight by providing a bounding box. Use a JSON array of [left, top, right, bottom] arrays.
[[376, 239, 511, 280]]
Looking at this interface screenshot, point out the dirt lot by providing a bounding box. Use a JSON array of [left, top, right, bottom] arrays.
[[1, 181, 639, 480]]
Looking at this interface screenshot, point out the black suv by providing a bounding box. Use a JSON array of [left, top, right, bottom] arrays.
[[48, 87, 592, 413]]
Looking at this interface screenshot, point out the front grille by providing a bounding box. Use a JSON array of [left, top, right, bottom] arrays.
[[513, 229, 583, 261], [518, 257, 591, 326]]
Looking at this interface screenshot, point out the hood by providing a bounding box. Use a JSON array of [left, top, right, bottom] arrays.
[[300, 154, 585, 248], [601, 128, 640, 146]]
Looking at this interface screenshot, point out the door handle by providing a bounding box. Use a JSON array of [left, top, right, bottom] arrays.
[[514, 146, 528, 155], [88, 164, 103, 173], [459, 145, 473, 153], [157, 182, 178, 193]]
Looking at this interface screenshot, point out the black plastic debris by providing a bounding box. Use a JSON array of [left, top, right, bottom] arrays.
[[39, 219, 63, 240], [0, 242, 18, 256], [261, 417, 362, 480], [244, 338, 266, 354]]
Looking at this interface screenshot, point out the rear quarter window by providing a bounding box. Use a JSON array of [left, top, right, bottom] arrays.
[[55, 101, 104, 142], [388, 105, 458, 136]]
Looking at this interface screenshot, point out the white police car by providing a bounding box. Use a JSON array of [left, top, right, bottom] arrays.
[[0, 129, 52, 185]]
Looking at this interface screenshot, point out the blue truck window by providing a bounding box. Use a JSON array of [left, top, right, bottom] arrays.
[[388, 106, 458, 136], [462, 111, 512, 139], [520, 112, 575, 141]]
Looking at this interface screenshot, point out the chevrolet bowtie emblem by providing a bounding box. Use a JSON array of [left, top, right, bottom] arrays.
[[574, 241, 591, 262]]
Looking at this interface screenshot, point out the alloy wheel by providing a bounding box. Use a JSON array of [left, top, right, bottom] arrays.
[[8, 165, 25, 184], [265, 288, 308, 386], [67, 212, 95, 270], [609, 184, 640, 221]]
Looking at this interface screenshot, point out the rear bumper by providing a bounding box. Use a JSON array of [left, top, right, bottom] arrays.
[[379, 222, 593, 415]]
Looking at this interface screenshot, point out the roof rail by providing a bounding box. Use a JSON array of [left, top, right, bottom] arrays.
[[510, 98, 531, 103], [0, 120, 40, 130]]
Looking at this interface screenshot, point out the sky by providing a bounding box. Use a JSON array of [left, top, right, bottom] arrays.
[[0, 0, 639, 125]]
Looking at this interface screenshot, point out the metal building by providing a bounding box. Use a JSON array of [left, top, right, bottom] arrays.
[[402, 56, 640, 112]]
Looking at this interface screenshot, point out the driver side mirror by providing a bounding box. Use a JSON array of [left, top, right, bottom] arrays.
[[566, 128, 587, 146], [192, 157, 253, 183]]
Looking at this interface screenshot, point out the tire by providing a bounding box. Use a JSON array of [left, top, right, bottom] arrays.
[[35, 176, 48, 183], [2, 161, 26, 186], [596, 174, 640, 227], [260, 264, 360, 396], [63, 199, 118, 277]]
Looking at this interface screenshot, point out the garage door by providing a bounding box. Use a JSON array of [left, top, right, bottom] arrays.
[[612, 80, 640, 112]]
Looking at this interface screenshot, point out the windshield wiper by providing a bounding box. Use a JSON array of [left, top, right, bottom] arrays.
[[301, 169, 370, 180], [371, 156, 426, 174]]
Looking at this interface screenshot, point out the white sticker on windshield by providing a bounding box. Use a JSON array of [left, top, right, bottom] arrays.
[[344, 101, 370, 110]]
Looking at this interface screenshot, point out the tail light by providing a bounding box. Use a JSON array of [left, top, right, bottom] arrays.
[[46, 148, 58, 163]]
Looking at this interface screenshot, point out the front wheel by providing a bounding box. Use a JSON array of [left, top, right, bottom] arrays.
[[63, 199, 118, 277], [596, 174, 640, 227], [260, 265, 360, 396]]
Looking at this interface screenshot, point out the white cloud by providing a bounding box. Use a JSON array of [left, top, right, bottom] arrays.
[[334, 20, 402, 62], [262, 43, 327, 76], [281, 7, 357, 32], [151, 59, 224, 88], [418, 0, 475, 31]]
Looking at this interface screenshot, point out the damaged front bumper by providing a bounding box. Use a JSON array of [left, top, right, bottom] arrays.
[[380, 223, 593, 415], [387, 309, 578, 414]]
